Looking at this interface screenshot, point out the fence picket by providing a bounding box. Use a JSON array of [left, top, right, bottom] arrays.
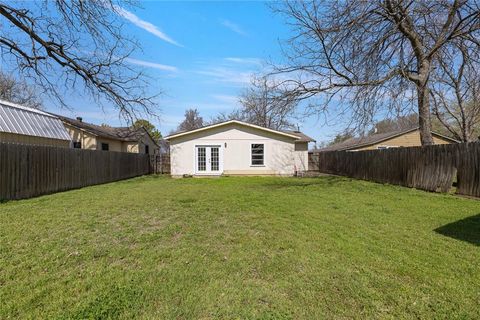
[[0, 143, 151, 200], [309, 142, 480, 198]]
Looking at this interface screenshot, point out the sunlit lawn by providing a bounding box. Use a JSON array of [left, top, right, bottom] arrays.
[[1, 175, 479, 319]]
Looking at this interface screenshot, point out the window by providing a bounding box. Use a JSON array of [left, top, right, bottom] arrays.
[[251, 144, 264, 166], [101, 143, 109, 151], [197, 147, 206, 171], [73, 141, 81, 149], [145, 145, 149, 154], [211, 147, 219, 171]]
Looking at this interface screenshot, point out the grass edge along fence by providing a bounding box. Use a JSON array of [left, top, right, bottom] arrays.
[[0, 142, 151, 200], [309, 142, 480, 198]]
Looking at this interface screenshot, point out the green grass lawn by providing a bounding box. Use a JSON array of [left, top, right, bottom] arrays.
[[1, 176, 479, 319]]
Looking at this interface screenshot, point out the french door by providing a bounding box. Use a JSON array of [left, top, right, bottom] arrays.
[[195, 145, 222, 174]]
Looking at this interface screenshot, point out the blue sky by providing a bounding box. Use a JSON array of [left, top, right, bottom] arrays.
[[47, 1, 346, 144]]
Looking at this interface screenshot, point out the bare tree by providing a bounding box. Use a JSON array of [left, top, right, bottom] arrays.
[[0, 71, 42, 109], [238, 76, 299, 130], [0, 1, 159, 121], [178, 108, 204, 132], [209, 109, 244, 125], [210, 76, 299, 130], [431, 42, 480, 142], [368, 114, 419, 135], [328, 131, 355, 146], [271, 1, 480, 145]]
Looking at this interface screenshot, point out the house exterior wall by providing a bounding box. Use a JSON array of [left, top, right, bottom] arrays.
[[122, 141, 139, 153], [135, 131, 159, 154], [169, 123, 308, 176], [65, 125, 97, 149], [355, 130, 454, 150], [65, 125, 158, 154], [0, 132, 70, 147], [95, 138, 122, 152], [294, 142, 309, 172]]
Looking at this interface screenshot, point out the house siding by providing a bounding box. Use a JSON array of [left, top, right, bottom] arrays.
[[65, 125, 159, 154], [65, 125, 97, 149], [0, 132, 70, 147], [356, 130, 454, 150], [169, 123, 308, 176], [136, 131, 159, 154]]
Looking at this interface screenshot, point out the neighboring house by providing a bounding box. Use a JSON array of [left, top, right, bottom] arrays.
[[58, 115, 159, 154], [0, 99, 71, 147], [164, 120, 315, 177], [157, 138, 170, 154], [314, 127, 458, 152]]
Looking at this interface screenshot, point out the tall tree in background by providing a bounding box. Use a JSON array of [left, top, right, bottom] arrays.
[[238, 76, 298, 130], [272, 1, 480, 145], [368, 114, 419, 135], [178, 109, 204, 132], [210, 76, 299, 130], [328, 131, 355, 146], [0, 71, 42, 109], [133, 119, 162, 141], [431, 42, 480, 142], [0, 1, 158, 120]]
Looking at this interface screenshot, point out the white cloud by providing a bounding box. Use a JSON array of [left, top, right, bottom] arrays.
[[220, 19, 247, 36], [196, 67, 252, 85], [124, 58, 178, 72], [115, 6, 183, 47], [224, 57, 262, 65], [211, 94, 239, 104]]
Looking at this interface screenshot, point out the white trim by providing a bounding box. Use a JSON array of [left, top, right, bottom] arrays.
[[194, 144, 223, 175], [164, 120, 300, 141]]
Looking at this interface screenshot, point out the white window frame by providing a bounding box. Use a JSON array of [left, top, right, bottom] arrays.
[[250, 143, 265, 167]]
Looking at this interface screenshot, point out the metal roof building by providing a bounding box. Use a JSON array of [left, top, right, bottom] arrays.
[[0, 99, 71, 146]]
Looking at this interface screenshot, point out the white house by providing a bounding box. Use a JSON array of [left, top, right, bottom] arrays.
[[164, 120, 315, 177]]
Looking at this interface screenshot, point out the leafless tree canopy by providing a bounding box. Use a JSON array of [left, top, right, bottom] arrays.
[[177, 108, 204, 132], [210, 76, 299, 130], [368, 114, 419, 135], [238, 76, 299, 130], [0, 0, 159, 121], [0, 71, 42, 109], [271, 0, 480, 145], [431, 42, 480, 142]]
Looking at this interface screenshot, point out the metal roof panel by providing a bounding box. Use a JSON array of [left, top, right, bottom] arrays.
[[0, 101, 71, 141]]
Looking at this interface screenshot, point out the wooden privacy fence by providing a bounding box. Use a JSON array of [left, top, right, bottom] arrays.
[[309, 142, 480, 198], [149, 154, 170, 174], [0, 143, 151, 200]]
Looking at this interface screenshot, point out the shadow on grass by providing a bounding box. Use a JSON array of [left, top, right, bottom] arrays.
[[435, 214, 480, 246]]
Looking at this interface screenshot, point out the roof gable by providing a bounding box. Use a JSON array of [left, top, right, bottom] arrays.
[[164, 120, 310, 141]]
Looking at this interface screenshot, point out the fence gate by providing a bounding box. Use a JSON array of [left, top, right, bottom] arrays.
[[150, 154, 170, 174]]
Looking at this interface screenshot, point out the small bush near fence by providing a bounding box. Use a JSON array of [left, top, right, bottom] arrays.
[[309, 142, 480, 198], [0, 143, 151, 200]]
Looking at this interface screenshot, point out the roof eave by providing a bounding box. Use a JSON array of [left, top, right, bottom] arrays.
[[164, 120, 301, 141]]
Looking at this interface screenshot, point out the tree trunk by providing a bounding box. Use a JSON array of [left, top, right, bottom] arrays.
[[417, 82, 434, 145]]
